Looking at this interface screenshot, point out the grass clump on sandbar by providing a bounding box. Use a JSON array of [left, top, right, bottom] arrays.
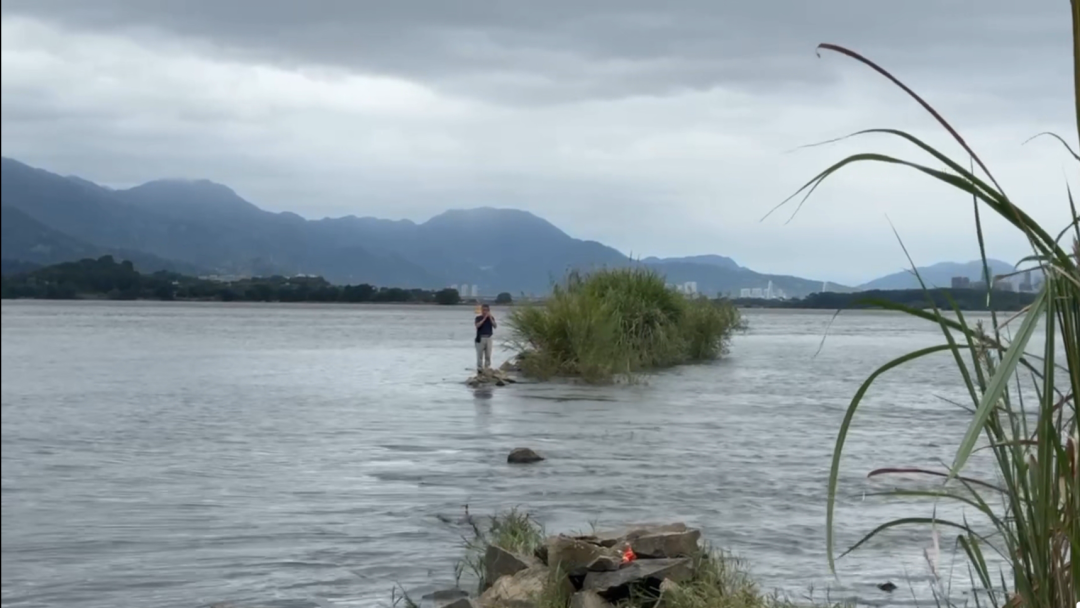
[[507, 267, 743, 383]]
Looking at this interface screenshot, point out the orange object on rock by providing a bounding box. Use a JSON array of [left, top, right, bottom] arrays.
[[621, 544, 636, 564]]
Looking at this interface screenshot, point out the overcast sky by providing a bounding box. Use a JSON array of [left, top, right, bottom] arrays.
[[0, 1, 1074, 284]]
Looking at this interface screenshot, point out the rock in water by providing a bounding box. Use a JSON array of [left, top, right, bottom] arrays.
[[466, 368, 517, 388], [507, 447, 545, 464]]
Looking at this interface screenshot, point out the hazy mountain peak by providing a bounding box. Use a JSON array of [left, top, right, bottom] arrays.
[[859, 258, 1017, 290], [643, 254, 741, 270], [422, 207, 565, 238], [120, 178, 261, 216]]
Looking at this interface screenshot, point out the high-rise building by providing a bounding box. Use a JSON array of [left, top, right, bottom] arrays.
[[739, 288, 752, 298], [951, 276, 971, 289], [1019, 269, 1034, 292]]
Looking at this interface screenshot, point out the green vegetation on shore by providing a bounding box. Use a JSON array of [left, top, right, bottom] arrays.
[[733, 287, 1038, 311], [507, 268, 743, 383], [0, 256, 464, 305], [786, 7, 1078, 606], [449, 509, 836, 608]]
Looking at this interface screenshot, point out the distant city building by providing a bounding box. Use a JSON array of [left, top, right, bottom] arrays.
[[992, 276, 1015, 292], [735, 283, 788, 300], [452, 283, 480, 298], [951, 276, 971, 289], [992, 275, 1015, 292], [1019, 269, 1034, 292], [668, 282, 700, 296]]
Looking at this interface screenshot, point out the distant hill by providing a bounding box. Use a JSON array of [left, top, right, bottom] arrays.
[[1, 205, 202, 274], [642, 254, 741, 271], [0, 157, 843, 296], [859, 259, 1018, 291], [1, 259, 41, 276]]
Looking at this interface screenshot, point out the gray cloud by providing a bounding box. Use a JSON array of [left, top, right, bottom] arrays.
[[0, 0, 1074, 284], [0, 0, 1068, 104]]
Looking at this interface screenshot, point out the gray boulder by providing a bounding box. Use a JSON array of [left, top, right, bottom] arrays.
[[630, 528, 701, 558], [479, 565, 572, 608], [545, 536, 621, 576], [484, 545, 540, 587], [591, 523, 689, 548]]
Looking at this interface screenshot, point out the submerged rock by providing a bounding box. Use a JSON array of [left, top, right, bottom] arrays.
[[507, 447, 545, 464]]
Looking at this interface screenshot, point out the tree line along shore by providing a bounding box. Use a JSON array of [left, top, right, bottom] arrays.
[[1, 255, 1034, 312]]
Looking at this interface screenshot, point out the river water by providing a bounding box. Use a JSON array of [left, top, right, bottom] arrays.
[[1, 301, 1012, 608]]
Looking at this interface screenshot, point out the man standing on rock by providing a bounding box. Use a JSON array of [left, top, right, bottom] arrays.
[[474, 304, 496, 372]]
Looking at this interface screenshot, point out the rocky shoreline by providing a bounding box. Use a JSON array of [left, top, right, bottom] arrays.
[[432, 522, 707, 608]]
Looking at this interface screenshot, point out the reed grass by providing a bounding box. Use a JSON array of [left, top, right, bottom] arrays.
[[772, 3, 1079, 606], [455, 507, 545, 592], [508, 267, 743, 383]]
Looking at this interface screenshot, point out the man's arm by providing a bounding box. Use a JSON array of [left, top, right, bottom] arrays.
[[490, 315, 497, 328], [475, 315, 487, 329]]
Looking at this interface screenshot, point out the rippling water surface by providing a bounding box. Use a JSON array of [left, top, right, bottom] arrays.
[[2, 301, 1009, 608]]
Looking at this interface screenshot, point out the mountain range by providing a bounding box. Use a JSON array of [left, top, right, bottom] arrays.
[[0, 157, 1014, 297], [0, 157, 851, 296], [857, 259, 1021, 291]]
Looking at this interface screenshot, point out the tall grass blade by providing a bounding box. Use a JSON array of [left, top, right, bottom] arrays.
[[951, 289, 1048, 475]]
